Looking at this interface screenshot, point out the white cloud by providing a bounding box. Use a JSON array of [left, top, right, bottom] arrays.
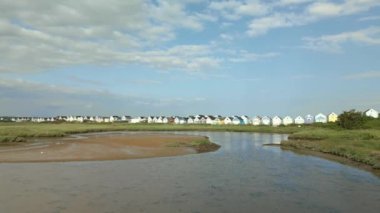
[[0, 16, 220, 73], [125, 45, 221, 71], [275, 0, 313, 6], [195, 12, 218, 22], [0, 0, 223, 73], [307, 0, 380, 17], [246, 0, 380, 37], [306, 2, 343, 17], [358, 15, 380, 22], [344, 71, 380, 80], [247, 13, 310, 37], [303, 27, 380, 52], [235, 1, 269, 16], [225, 50, 279, 62], [149, 1, 203, 31], [209, 0, 269, 20], [220, 33, 234, 41], [209, 1, 242, 11]]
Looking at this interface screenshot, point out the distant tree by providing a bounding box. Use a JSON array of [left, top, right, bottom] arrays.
[[338, 110, 365, 129]]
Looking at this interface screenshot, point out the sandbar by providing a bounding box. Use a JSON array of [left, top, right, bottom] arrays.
[[0, 133, 220, 162]]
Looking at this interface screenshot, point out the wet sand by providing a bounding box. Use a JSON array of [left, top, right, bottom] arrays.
[[0, 133, 214, 162]]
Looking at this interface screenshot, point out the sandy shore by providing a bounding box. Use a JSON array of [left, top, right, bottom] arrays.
[[0, 133, 218, 162]]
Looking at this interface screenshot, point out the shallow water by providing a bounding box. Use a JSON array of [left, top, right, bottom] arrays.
[[1, 131, 379, 213]]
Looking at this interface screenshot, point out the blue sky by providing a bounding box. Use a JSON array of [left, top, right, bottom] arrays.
[[0, 0, 379, 117]]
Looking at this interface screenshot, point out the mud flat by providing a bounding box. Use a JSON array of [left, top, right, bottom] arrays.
[[0, 133, 220, 162]]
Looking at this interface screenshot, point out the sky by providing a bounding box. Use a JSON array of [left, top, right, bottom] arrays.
[[0, 0, 380, 117]]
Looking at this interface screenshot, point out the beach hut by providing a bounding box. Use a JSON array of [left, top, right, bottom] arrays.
[[110, 116, 121, 122], [131, 116, 146, 123], [174, 117, 187, 124], [232, 116, 244, 125], [206, 116, 216, 125], [161, 117, 169, 124], [96, 116, 105, 123], [224, 117, 233, 125], [261, 116, 271, 126], [364, 108, 379, 118], [156, 116, 166, 123], [294, 116, 305, 125], [121, 115, 131, 122], [305, 114, 314, 124], [251, 116, 262, 126], [187, 116, 195, 124], [75, 116, 84, 123], [56, 116, 67, 121], [315, 113, 327, 123], [240, 115, 250, 125], [328, 112, 338, 122], [282, 116, 293, 126], [147, 116, 155, 123], [272, 116, 282, 126], [214, 117, 222, 125], [194, 116, 206, 124]]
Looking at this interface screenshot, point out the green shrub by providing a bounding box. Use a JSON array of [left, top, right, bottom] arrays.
[[338, 110, 365, 130]]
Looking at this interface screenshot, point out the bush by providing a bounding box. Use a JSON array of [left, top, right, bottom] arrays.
[[338, 110, 365, 129]]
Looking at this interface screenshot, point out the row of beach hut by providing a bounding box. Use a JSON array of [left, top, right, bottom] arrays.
[[1, 109, 378, 125]]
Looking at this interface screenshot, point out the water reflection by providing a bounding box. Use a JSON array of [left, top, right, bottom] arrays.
[[0, 131, 379, 213]]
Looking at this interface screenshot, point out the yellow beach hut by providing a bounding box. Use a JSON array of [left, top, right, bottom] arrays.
[[328, 112, 338, 122]]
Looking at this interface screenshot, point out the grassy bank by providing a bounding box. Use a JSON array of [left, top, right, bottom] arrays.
[[0, 122, 301, 143], [281, 126, 380, 169]]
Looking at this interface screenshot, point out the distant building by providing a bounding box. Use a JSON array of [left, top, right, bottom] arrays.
[[232, 116, 244, 125], [131, 117, 146, 123], [94, 116, 104, 123], [251, 116, 262, 126], [147, 116, 155, 123], [223, 117, 233, 125], [103, 117, 111, 123], [121, 115, 132, 123], [110, 116, 121, 122], [174, 117, 187, 124], [364, 109, 379, 118], [240, 115, 250, 125], [261, 116, 271, 126], [76, 116, 84, 123], [194, 116, 206, 124], [294, 116, 305, 125], [315, 113, 327, 123], [272, 116, 282, 126], [305, 114, 314, 124], [161, 117, 169, 124], [282, 116, 293, 126], [328, 112, 338, 122], [206, 116, 216, 125], [67, 116, 75, 122], [187, 116, 195, 124], [214, 116, 223, 125]]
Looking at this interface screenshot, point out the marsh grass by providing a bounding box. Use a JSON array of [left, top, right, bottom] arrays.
[[0, 122, 304, 143], [283, 126, 380, 169], [165, 138, 220, 152]]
